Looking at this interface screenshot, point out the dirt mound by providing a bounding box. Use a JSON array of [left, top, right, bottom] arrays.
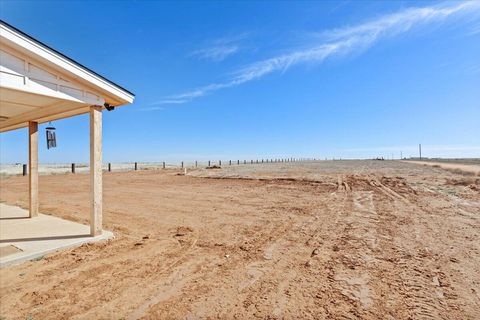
[[380, 176, 418, 196], [445, 177, 479, 186], [174, 226, 194, 237]]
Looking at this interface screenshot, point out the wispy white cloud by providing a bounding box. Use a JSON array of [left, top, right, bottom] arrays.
[[469, 23, 480, 35], [140, 106, 165, 111], [154, 1, 480, 106], [191, 45, 239, 62], [189, 33, 248, 62]]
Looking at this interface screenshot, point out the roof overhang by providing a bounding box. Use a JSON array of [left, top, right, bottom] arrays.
[[0, 20, 135, 132]]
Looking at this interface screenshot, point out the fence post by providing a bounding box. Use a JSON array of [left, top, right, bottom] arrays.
[[108, 163, 111, 172], [71, 163, 75, 174], [23, 164, 27, 176]]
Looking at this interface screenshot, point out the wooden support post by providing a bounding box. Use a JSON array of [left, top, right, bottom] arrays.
[[28, 121, 38, 218], [90, 106, 102, 236], [71, 163, 75, 174]]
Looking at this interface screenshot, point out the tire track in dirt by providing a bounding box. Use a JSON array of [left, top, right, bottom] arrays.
[[17, 235, 202, 319], [328, 180, 384, 317], [175, 193, 336, 319], [142, 216, 300, 318], [364, 175, 453, 319], [327, 174, 455, 318]]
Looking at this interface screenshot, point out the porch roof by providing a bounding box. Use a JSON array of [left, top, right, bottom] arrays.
[[0, 20, 135, 133]]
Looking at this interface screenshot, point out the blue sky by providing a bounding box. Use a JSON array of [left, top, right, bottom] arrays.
[[1, 0, 479, 163]]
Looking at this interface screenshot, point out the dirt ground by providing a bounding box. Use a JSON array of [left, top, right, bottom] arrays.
[[403, 160, 480, 176], [0, 160, 479, 319]]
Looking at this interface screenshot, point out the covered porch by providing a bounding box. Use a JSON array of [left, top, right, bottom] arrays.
[[0, 20, 134, 266], [0, 203, 113, 267]]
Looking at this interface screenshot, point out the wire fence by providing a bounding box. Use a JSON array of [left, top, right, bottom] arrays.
[[14, 158, 318, 176]]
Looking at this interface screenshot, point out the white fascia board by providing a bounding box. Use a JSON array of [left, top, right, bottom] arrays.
[[0, 24, 134, 106]]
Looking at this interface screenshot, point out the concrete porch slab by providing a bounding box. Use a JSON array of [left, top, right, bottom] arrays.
[[0, 203, 113, 267]]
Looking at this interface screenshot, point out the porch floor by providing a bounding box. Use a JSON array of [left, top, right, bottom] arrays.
[[0, 203, 113, 267]]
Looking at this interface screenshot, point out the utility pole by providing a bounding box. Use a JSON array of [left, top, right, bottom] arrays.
[[419, 144, 422, 159]]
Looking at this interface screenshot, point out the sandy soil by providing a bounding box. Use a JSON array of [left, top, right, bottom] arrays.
[[404, 160, 480, 176], [0, 160, 479, 319]]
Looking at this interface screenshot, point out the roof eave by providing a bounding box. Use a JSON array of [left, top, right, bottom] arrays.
[[0, 19, 135, 106]]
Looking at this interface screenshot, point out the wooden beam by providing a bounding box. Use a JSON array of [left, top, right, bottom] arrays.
[[0, 105, 92, 133], [28, 121, 38, 217], [90, 106, 102, 236], [0, 100, 88, 132]]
